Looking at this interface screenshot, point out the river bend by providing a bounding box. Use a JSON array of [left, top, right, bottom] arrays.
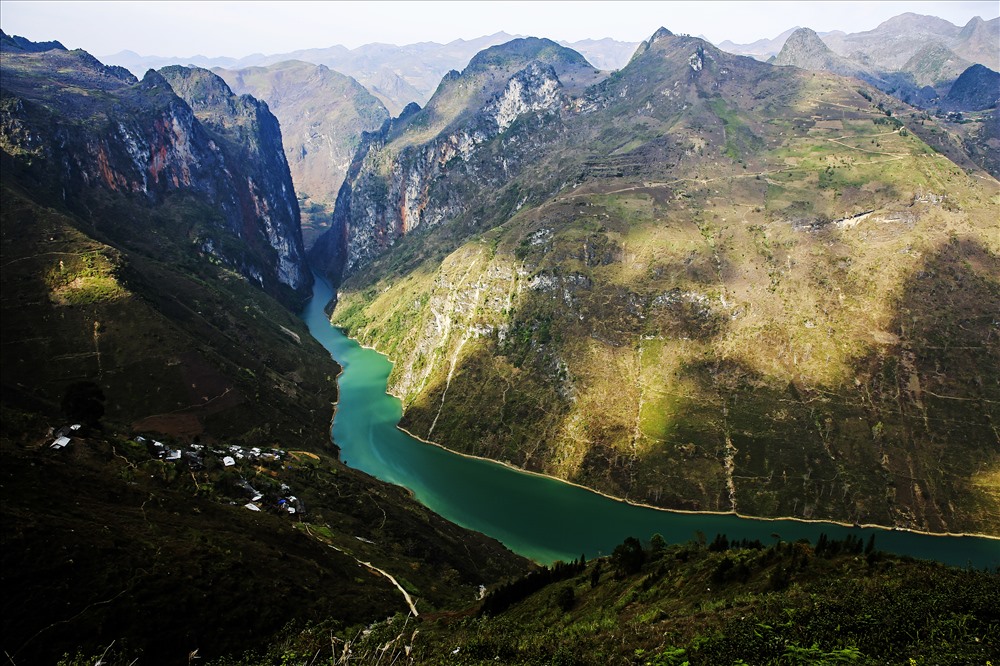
[[303, 274, 999, 568]]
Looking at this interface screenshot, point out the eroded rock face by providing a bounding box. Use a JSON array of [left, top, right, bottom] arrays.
[[1, 47, 311, 306], [159, 66, 310, 295], [214, 61, 391, 249], [311, 59, 566, 285]]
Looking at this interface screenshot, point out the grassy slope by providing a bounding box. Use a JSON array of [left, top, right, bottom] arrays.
[[217, 535, 1000, 665], [0, 180, 530, 663], [330, 42, 1000, 534]]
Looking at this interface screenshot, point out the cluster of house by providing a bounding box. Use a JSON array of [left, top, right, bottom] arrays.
[[48, 427, 305, 516], [134, 437, 288, 469], [241, 480, 303, 516], [132, 436, 303, 516], [49, 424, 82, 449]]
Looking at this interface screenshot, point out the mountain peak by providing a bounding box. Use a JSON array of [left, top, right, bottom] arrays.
[[773, 27, 854, 73], [650, 27, 674, 42], [159, 64, 237, 105], [779, 27, 829, 54], [959, 15, 986, 38], [0, 29, 66, 53], [870, 12, 960, 36], [943, 63, 1000, 111], [465, 37, 590, 74], [628, 26, 689, 65]]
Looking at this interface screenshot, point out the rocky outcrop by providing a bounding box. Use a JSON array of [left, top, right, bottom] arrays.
[[311, 39, 588, 286], [0, 44, 311, 306], [213, 61, 390, 248], [942, 63, 1000, 111]]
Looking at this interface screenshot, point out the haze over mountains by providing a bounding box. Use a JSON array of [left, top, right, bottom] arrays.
[[100, 12, 998, 111]]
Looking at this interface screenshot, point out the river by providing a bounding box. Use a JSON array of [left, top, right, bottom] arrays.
[[303, 274, 999, 568]]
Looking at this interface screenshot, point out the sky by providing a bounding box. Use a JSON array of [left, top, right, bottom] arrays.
[[1, 1, 997, 58]]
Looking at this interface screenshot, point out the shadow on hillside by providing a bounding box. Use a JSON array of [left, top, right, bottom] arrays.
[[392, 234, 999, 533]]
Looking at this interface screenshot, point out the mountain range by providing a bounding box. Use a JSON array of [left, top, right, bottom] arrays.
[[101, 32, 642, 115], [2, 13, 999, 664], [310, 29, 1000, 537], [99, 13, 998, 113], [95, 14, 998, 250], [0, 34, 526, 662]]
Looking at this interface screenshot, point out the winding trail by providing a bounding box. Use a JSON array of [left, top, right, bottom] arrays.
[[303, 524, 421, 617], [356, 559, 420, 617]]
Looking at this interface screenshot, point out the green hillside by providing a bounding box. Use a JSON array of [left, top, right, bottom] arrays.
[[325, 32, 1000, 534], [212, 534, 1000, 665]]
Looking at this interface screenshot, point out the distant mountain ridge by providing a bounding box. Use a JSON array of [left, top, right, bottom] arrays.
[[0, 28, 65, 52], [100, 32, 640, 113], [717, 26, 801, 60], [821, 13, 998, 72], [724, 13, 998, 108], [99, 12, 996, 114]]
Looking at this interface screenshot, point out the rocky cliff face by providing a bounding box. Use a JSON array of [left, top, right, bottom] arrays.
[[310, 38, 601, 286], [158, 65, 310, 295], [1, 45, 311, 306], [213, 61, 390, 248]]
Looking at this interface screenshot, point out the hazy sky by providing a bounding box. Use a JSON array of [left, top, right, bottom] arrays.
[[1, 1, 997, 57]]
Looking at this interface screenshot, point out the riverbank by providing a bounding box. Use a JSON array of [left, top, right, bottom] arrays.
[[338, 328, 999, 544], [394, 423, 1000, 543], [307, 278, 999, 569]]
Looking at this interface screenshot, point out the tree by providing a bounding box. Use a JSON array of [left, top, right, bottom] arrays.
[[554, 585, 575, 612], [650, 533, 667, 558], [611, 536, 645, 577], [590, 561, 602, 588], [709, 533, 730, 552]]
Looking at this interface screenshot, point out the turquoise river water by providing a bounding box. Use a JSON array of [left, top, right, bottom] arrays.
[[303, 274, 999, 568]]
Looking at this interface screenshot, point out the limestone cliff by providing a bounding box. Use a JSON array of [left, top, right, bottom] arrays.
[[309, 38, 603, 286], [158, 65, 310, 295], [1, 45, 311, 306], [213, 61, 390, 248]]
